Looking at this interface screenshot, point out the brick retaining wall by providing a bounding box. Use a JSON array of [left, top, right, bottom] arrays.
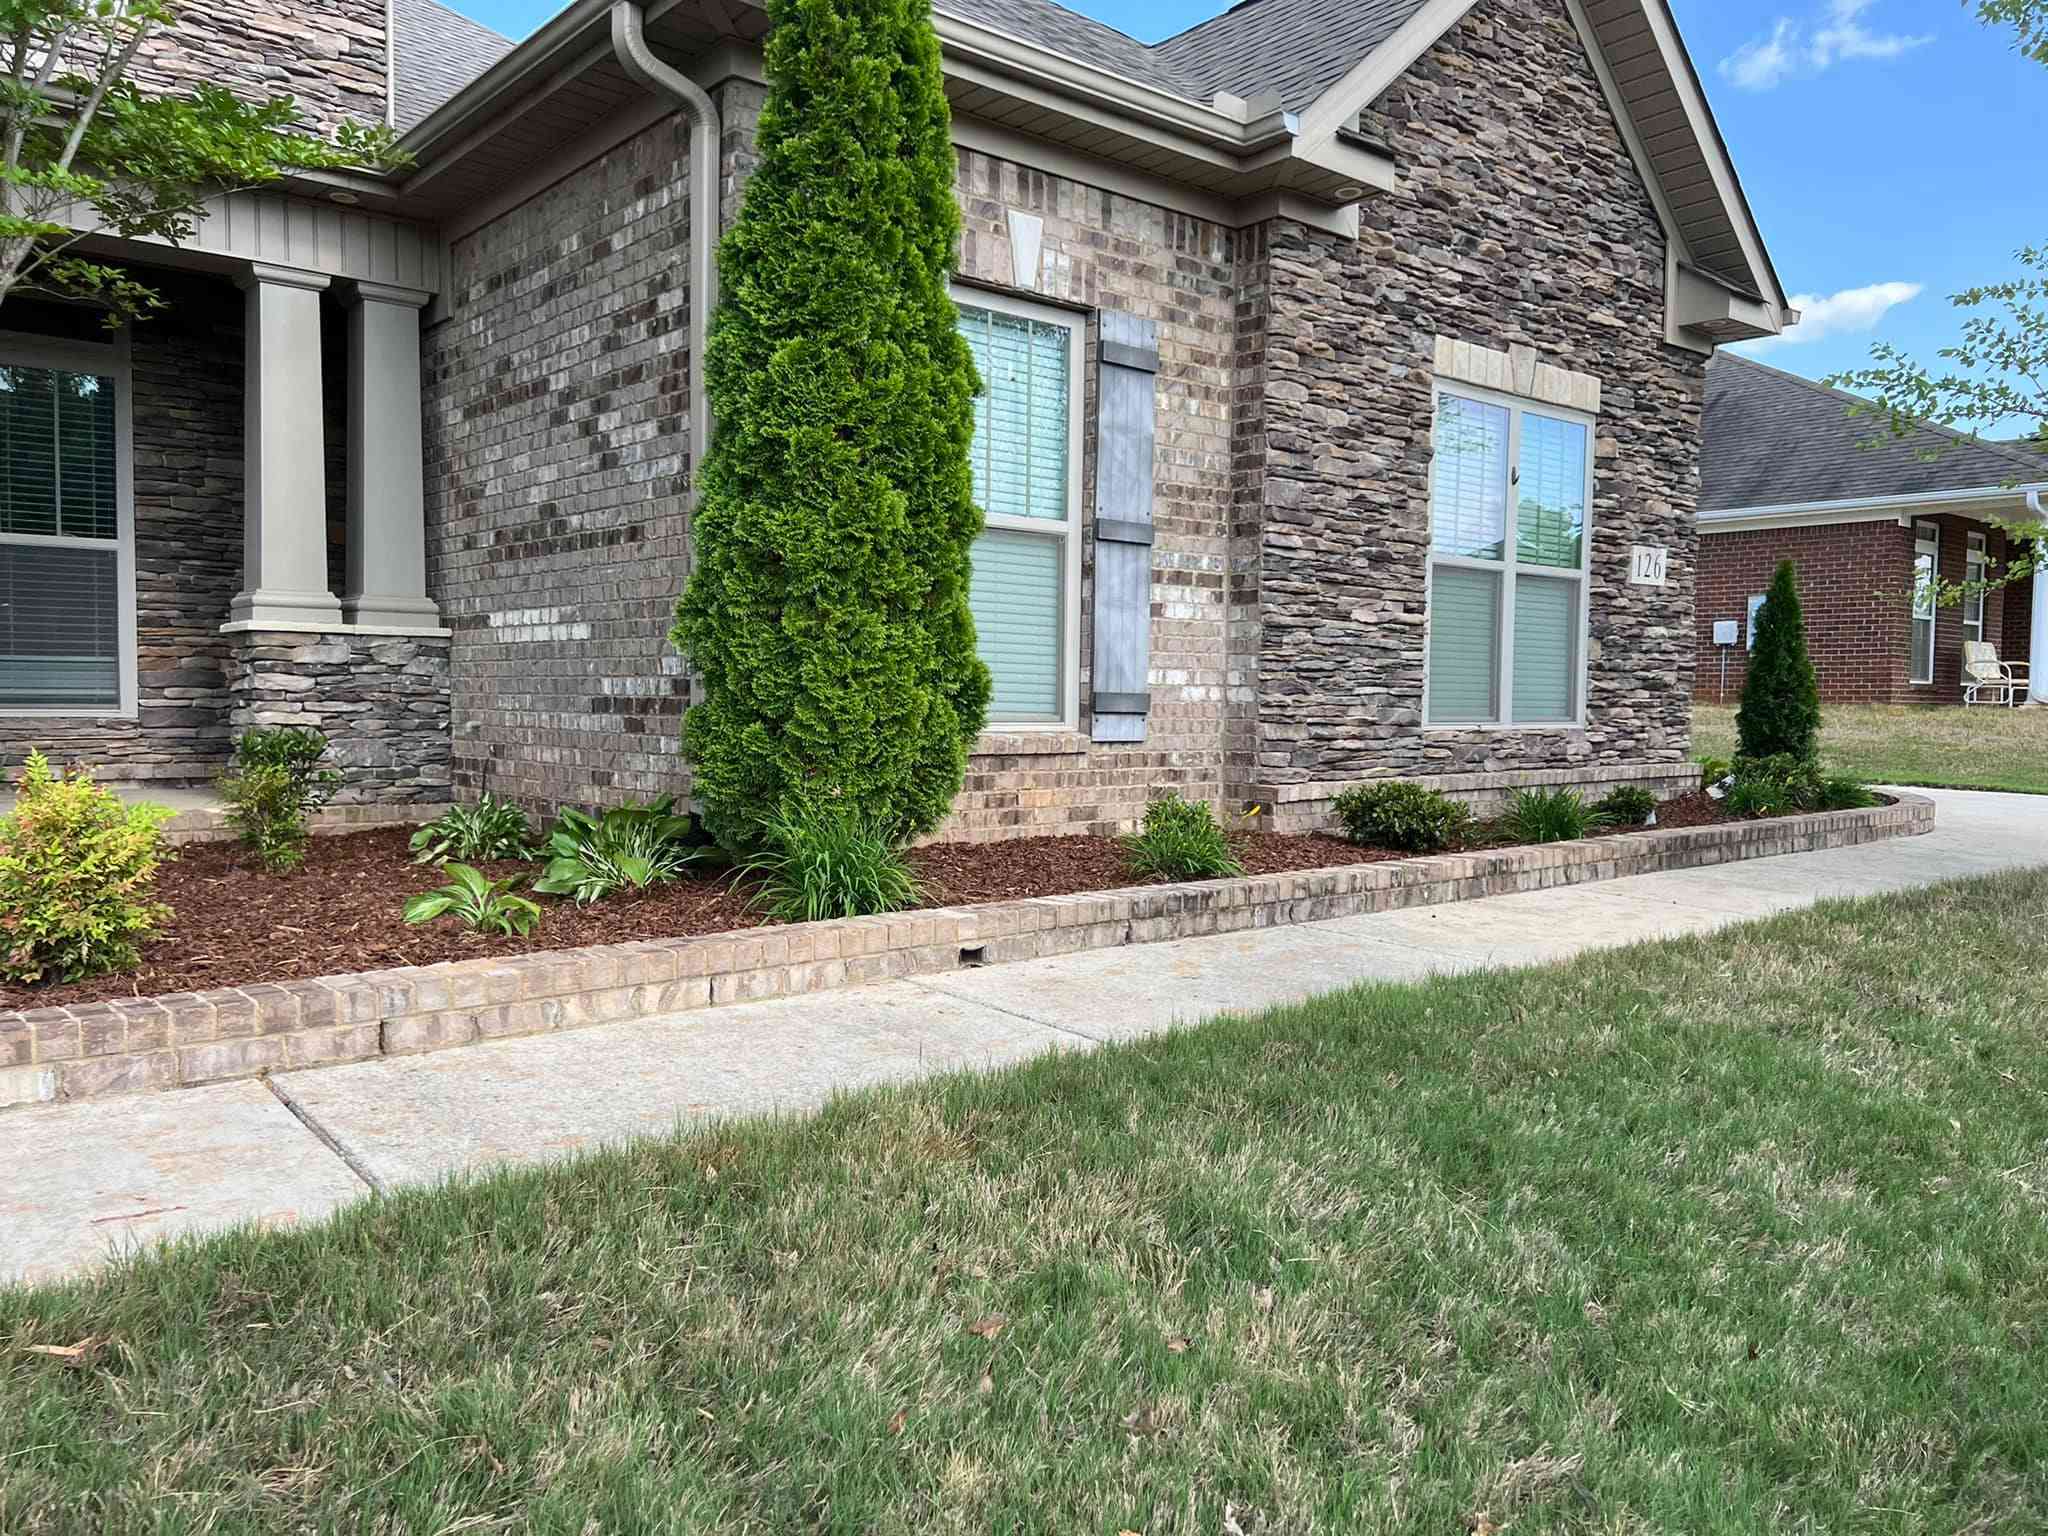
[[0, 794, 1932, 1109]]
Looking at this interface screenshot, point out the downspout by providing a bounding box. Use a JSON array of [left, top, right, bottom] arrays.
[[2029, 488, 2048, 703], [610, 1, 718, 510]]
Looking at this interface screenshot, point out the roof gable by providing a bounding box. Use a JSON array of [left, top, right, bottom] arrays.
[[1153, 0, 1432, 112], [1702, 354, 2048, 513]]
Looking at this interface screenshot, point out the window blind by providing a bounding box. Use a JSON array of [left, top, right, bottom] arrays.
[[968, 528, 1061, 720], [1512, 574, 1575, 722], [1428, 565, 1499, 723], [0, 542, 119, 706], [0, 363, 120, 708], [1430, 394, 1507, 560], [961, 306, 1069, 524], [1516, 412, 1585, 568]]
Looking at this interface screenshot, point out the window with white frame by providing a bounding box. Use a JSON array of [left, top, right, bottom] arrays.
[[1964, 530, 1987, 643], [0, 339, 130, 713], [956, 293, 1081, 725], [1425, 386, 1593, 726], [1911, 520, 1939, 685]]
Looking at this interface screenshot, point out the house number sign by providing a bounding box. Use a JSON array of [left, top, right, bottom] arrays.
[[1629, 545, 1669, 587]]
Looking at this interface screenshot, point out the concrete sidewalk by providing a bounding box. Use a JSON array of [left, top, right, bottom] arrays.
[[8, 785, 2045, 1284]]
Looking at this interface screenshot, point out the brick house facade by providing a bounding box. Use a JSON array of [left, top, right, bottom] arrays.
[[1699, 355, 2044, 708], [0, 0, 1794, 836]]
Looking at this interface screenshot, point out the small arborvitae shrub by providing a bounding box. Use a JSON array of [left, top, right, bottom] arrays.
[[1736, 559, 1822, 763], [1501, 787, 1608, 845], [219, 726, 339, 872], [1122, 793, 1244, 882], [1331, 781, 1474, 853], [739, 800, 925, 922], [410, 794, 536, 865], [670, 0, 988, 852], [404, 863, 541, 937], [0, 751, 173, 984], [533, 797, 706, 905], [1595, 786, 1659, 827]]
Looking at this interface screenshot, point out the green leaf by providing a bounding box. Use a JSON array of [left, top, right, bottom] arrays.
[[403, 893, 458, 926]]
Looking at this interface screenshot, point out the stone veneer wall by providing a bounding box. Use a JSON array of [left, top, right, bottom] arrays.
[[224, 631, 452, 804], [128, 1, 387, 136], [0, 276, 245, 784], [1240, 0, 1705, 794]]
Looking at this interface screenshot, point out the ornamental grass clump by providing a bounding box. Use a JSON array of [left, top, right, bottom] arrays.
[[738, 801, 924, 922], [671, 0, 988, 853], [0, 750, 173, 984], [1500, 786, 1608, 845], [1122, 793, 1244, 882]]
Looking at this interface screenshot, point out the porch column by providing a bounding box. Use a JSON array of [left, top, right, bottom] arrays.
[[342, 282, 440, 628], [2031, 559, 2048, 704], [229, 264, 342, 627]]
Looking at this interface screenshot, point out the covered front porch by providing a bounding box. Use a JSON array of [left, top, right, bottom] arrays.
[[0, 194, 454, 801]]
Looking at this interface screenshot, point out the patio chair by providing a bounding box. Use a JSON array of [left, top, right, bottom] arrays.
[[1962, 640, 2030, 707]]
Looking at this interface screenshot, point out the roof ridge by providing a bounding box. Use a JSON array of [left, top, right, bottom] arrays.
[[1153, 0, 1267, 52], [1714, 351, 2048, 477]]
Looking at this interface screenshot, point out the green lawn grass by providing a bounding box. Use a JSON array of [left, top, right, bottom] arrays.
[[8, 873, 2048, 1533], [1696, 701, 2048, 793]]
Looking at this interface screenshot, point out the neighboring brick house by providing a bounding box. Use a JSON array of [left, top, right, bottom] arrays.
[[0, 0, 1793, 837], [1698, 355, 2047, 707]]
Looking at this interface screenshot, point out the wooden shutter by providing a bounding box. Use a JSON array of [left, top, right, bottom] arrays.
[[1089, 311, 1157, 743]]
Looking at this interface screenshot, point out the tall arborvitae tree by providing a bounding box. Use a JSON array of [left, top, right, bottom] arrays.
[[671, 0, 987, 850], [1737, 560, 1823, 763]]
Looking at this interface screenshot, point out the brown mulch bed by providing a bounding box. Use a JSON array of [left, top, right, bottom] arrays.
[[1, 789, 1827, 1011]]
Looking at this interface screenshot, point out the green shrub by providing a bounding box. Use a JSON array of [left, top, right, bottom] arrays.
[[1501, 787, 1609, 844], [218, 727, 339, 872], [1699, 757, 1733, 792], [1736, 560, 1822, 762], [1817, 775, 1880, 811], [1122, 793, 1244, 882], [1595, 786, 1659, 827], [532, 797, 706, 905], [1725, 777, 1790, 819], [410, 794, 535, 865], [403, 863, 541, 937], [738, 801, 924, 922], [1731, 753, 1826, 813], [670, 0, 988, 851], [1331, 781, 1474, 853], [0, 751, 173, 984]]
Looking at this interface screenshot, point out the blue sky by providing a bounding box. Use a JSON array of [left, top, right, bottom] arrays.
[[447, 0, 2045, 428]]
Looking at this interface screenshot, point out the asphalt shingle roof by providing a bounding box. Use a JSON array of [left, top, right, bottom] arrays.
[[934, 0, 1209, 97], [1702, 353, 2048, 513], [1155, 0, 1430, 111], [393, 0, 516, 133]]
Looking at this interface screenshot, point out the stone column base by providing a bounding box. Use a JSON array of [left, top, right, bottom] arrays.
[[222, 628, 453, 804]]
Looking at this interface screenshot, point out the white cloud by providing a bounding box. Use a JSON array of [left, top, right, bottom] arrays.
[[1719, 1, 1934, 91], [1741, 280, 1924, 352]]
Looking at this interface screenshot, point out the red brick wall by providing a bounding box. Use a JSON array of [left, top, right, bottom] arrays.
[[1696, 516, 2020, 706]]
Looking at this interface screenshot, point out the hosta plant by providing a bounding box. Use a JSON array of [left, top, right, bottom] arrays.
[[533, 796, 706, 905], [410, 794, 535, 865], [403, 863, 541, 937]]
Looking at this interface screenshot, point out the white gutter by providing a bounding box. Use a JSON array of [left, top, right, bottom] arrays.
[[1700, 482, 2048, 534], [609, 0, 718, 512]]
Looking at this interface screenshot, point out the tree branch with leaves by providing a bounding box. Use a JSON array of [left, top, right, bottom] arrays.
[[1824, 0, 2048, 611], [0, 0, 403, 325]]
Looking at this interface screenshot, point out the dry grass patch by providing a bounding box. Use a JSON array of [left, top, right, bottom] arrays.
[[7, 871, 2048, 1532], [1695, 700, 2048, 793]]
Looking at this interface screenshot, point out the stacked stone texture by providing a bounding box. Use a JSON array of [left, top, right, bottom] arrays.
[[127, 1, 387, 137], [224, 633, 452, 803], [1243, 0, 1707, 789], [1696, 516, 2009, 705]]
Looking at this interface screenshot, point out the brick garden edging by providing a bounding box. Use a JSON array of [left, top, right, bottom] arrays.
[[0, 795, 1934, 1109]]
